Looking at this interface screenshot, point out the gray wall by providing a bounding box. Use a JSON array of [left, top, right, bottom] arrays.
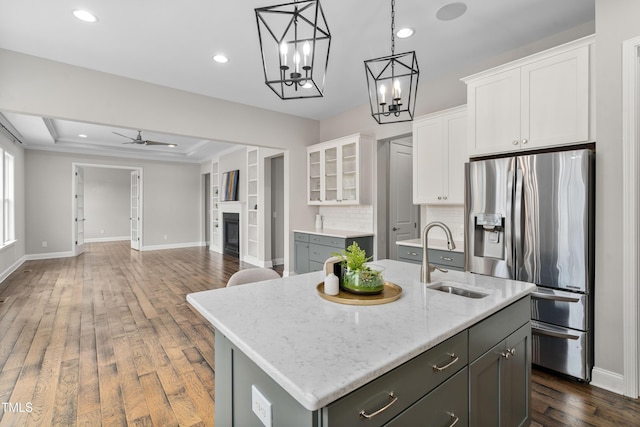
[[84, 167, 130, 241], [0, 48, 318, 272], [25, 150, 202, 254], [0, 131, 25, 279], [593, 0, 640, 379]]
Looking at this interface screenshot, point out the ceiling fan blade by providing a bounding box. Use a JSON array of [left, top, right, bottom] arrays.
[[145, 140, 177, 146], [112, 131, 136, 141]]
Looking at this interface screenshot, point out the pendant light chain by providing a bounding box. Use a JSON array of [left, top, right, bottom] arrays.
[[391, 0, 395, 56]]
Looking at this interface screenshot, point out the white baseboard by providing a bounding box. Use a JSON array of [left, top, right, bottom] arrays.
[[25, 251, 74, 260], [591, 367, 625, 395], [142, 241, 205, 251], [85, 236, 129, 243], [0, 256, 26, 285]]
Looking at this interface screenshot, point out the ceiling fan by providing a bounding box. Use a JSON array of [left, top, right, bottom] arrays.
[[112, 130, 177, 147]]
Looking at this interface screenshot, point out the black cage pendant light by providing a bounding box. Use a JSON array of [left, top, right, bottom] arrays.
[[255, 0, 331, 100], [364, 0, 419, 124]]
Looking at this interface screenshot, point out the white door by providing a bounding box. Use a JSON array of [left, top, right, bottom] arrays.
[[389, 142, 419, 260], [73, 166, 85, 256], [130, 170, 141, 250]]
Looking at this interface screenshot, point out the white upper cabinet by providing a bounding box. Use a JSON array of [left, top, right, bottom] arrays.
[[463, 35, 593, 157], [307, 134, 373, 205], [413, 105, 467, 205]]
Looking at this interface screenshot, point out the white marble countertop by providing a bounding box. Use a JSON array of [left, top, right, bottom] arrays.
[[294, 228, 374, 239], [396, 237, 465, 253], [186, 260, 535, 411]]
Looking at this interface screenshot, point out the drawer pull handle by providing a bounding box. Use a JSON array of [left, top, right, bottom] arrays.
[[440, 256, 454, 261], [447, 412, 460, 427], [359, 392, 398, 420], [432, 353, 459, 372], [407, 251, 418, 256]]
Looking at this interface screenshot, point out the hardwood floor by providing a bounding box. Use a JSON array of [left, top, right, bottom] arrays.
[[0, 241, 638, 426]]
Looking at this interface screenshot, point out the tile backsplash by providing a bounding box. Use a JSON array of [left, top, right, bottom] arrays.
[[420, 205, 465, 246], [318, 205, 374, 232]]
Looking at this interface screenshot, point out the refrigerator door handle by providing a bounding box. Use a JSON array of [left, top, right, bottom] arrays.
[[531, 291, 581, 303], [513, 166, 524, 280], [532, 324, 581, 341], [506, 169, 515, 277]]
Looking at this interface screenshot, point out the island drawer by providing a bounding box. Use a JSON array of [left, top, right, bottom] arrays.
[[385, 367, 468, 427], [325, 330, 468, 427], [469, 295, 530, 361]]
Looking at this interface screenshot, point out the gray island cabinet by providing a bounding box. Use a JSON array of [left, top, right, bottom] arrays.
[[187, 260, 535, 427]]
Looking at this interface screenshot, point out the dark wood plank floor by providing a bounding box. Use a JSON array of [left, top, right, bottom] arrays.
[[0, 241, 638, 426]]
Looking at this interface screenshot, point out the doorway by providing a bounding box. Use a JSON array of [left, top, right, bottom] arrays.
[[72, 163, 143, 254], [387, 139, 419, 260]]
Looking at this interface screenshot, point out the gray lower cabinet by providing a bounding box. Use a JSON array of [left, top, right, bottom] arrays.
[[295, 232, 374, 274], [469, 298, 531, 427], [295, 234, 311, 274], [215, 296, 530, 426], [397, 245, 465, 272]]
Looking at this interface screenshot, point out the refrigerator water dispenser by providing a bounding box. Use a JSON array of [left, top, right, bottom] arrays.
[[474, 213, 504, 259]]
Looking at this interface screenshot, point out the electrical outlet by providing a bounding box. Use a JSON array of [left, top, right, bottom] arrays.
[[163, 234, 168, 240], [251, 385, 272, 427], [42, 241, 47, 248]]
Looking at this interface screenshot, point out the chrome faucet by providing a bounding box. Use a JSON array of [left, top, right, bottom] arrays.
[[420, 221, 456, 283]]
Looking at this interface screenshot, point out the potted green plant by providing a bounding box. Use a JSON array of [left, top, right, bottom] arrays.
[[333, 242, 385, 295]]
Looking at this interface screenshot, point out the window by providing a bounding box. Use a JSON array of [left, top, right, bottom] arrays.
[[1, 150, 15, 246]]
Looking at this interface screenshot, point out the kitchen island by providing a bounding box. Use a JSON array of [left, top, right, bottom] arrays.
[[187, 260, 536, 426]]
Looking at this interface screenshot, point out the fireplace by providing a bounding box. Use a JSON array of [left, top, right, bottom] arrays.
[[223, 213, 240, 258]]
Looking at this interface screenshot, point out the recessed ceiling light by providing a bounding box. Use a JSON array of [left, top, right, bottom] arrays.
[[78, 134, 88, 138], [436, 2, 467, 21], [73, 10, 98, 23], [213, 54, 229, 64], [396, 28, 414, 39]]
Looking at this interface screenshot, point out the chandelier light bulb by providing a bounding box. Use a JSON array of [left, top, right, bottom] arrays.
[[303, 41, 311, 66], [380, 84, 387, 104], [280, 42, 288, 66], [394, 79, 402, 99], [294, 51, 301, 72]]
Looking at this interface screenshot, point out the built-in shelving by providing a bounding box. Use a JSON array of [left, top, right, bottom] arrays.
[[306, 134, 373, 205], [211, 161, 220, 251], [247, 148, 259, 260]]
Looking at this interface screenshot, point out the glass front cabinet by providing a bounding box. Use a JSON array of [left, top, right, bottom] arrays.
[[307, 134, 373, 205]]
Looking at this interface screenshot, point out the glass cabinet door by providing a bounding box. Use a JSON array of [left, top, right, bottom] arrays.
[[340, 142, 357, 202], [308, 150, 321, 203], [323, 146, 338, 202]]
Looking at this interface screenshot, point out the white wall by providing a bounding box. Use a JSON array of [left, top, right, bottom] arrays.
[[84, 167, 130, 241], [0, 132, 25, 282], [25, 150, 202, 255]]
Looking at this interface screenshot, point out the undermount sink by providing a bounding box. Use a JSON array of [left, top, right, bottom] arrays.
[[428, 281, 489, 299]]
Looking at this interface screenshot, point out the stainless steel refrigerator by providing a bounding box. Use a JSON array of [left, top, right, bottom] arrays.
[[465, 148, 595, 381]]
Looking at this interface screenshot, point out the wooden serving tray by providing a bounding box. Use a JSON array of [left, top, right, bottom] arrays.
[[316, 282, 402, 306]]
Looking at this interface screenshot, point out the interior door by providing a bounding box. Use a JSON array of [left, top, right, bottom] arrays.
[[388, 141, 418, 260], [130, 170, 141, 250], [73, 165, 85, 256]]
